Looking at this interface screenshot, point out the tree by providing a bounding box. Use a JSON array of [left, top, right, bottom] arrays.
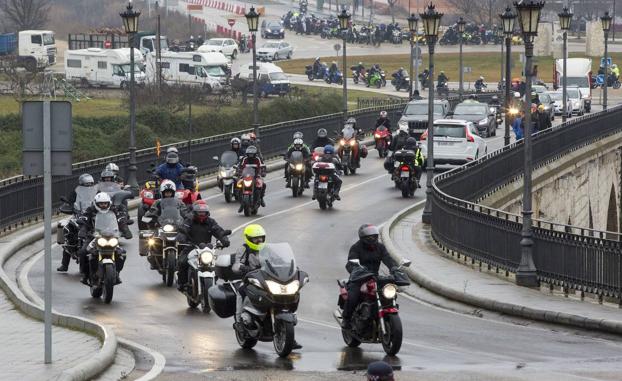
[[387, 0, 398, 23], [0, 0, 51, 31]]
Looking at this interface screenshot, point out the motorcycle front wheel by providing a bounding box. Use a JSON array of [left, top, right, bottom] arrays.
[[292, 177, 299, 198], [382, 314, 403, 356], [165, 251, 176, 287], [102, 264, 115, 304], [273, 320, 295, 357], [235, 323, 258, 349], [341, 328, 361, 347], [224, 184, 233, 203], [187, 274, 199, 308], [200, 277, 213, 313]]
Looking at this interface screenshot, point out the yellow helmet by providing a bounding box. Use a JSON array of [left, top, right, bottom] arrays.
[[244, 224, 266, 251]]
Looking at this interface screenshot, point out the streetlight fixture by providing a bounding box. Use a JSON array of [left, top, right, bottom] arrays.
[[558, 7, 572, 122], [457, 17, 466, 100], [245, 7, 260, 139], [408, 13, 419, 99], [338, 7, 351, 122], [120, 0, 141, 195], [514, 0, 544, 287], [420, 1, 443, 225], [601, 11, 612, 111], [500, 6, 516, 146]]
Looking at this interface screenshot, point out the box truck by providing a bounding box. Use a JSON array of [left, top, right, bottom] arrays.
[[554, 58, 592, 112], [0, 30, 57, 70]]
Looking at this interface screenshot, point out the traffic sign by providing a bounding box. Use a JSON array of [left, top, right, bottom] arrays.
[[463, 66, 472, 73], [333, 43, 341, 52], [228, 18, 236, 27]]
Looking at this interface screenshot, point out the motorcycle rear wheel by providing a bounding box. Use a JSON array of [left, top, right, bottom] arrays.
[[273, 320, 295, 357], [401, 183, 410, 198], [102, 264, 115, 304], [382, 314, 403, 356], [243, 204, 251, 217], [341, 328, 361, 347], [319, 199, 327, 210], [377, 146, 384, 158]]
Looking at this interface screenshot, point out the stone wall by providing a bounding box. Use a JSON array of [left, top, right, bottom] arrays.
[[586, 20, 605, 57]]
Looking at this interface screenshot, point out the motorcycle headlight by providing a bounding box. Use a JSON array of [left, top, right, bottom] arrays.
[[199, 250, 214, 265], [97, 237, 108, 247], [148, 238, 156, 246], [489, 107, 496, 113], [220, 169, 227, 177], [295, 163, 304, 171], [143, 191, 154, 199], [243, 179, 253, 187], [280, 28, 284, 32], [383, 284, 398, 299], [340, 139, 346, 146], [163, 224, 175, 233], [374, 133, 381, 138], [478, 118, 488, 125], [108, 238, 119, 247], [398, 119, 408, 129], [265, 279, 300, 295]]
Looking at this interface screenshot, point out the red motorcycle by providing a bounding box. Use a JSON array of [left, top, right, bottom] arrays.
[[373, 125, 391, 158], [236, 164, 264, 216]]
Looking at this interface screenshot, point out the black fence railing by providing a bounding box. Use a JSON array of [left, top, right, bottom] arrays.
[[431, 104, 622, 301]]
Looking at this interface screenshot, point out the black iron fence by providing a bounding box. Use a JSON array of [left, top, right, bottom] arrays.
[[431, 104, 622, 300]]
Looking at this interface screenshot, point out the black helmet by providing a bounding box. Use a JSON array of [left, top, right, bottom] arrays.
[[358, 224, 379, 248], [405, 137, 417, 149], [246, 145, 258, 159]]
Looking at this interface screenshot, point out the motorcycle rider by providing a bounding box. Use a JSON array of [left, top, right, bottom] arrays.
[[239, 133, 252, 157], [488, 95, 501, 107], [412, 89, 423, 100], [77, 193, 127, 285], [156, 151, 185, 189], [367, 361, 395, 381], [312, 57, 322, 77], [105, 163, 124, 185], [237, 145, 267, 211], [313, 144, 342, 201], [403, 137, 424, 186], [418, 68, 430, 89], [388, 125, 410, 152], [375, 110, 392, 132], [437, 71, 448, 87], [230, 137, 242, 157], [367, 64, 380, 86], [355, 62, 366, 80], [284, 138, 312, 188], [312, 128, 334, 149], [341, 224, 398, 329], [146, 180, 191, 221], [329, 61, 339, 80], [98, 169, 133, 240], [57, 173, 97, 272], [392, 67, 408, 88], [176, 202, 230, 291], [475, 75, 487, 91]]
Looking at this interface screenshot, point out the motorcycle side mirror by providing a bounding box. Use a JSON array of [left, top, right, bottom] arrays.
[[224, 229, 232, 235], [212, 156, 219, 161], [401, 259, 412, 268]]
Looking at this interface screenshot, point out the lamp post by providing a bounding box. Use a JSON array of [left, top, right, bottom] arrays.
[[420, 2, 443, 225], [558, 7, 572, 123], [500, 7, 516, 146], [338, 7, 351, 122], [457, 17, 466, 100], [514, 0, 544, 287], [120, 0, 141, 195], [408, 13, 419, 99], [601, 11, 612, 111], [245, 7, 260, 139]]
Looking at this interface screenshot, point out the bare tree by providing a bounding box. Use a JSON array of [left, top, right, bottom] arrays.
[[387, 0, 398, 23], [0, 0, 51, 30]]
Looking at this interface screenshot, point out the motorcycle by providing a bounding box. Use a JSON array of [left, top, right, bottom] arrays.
[[374, 125, 391, 158], [436, 81, 449, 98], [391, 29, 402, 44], [237, 164, 264, 216], [285, 151, 306, 197], [57, 185, 99, 265], [182, 235, 231, 313], [593, 73, 621, 89], [391, 73, 411, 92], [140, 198, 184, 286], [87, 211, 125, 304], [392, 149, 418, 198], [208, 243, 309, 357], [475, 81, 487, 93], [337, 125, 365, 175], [214, 151, 239, 203], [325, 69, 343, 85], [305, 64, 328, 81], [311, 146, 324, 164], [177, 166, 202, 205], [334, 259, 411, 356], [367, 71, 384, 88], [138, 168, 161, 230], [490, 105, 503, 126], [350, 66, 366, 85], [312, 161, 338, 210]]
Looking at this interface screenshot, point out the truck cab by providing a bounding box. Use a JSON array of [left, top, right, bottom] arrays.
[[18, 30, 56, 69]]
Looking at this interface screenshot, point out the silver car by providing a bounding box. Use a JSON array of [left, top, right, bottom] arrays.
[[566, 87, 585, 115], [420, 119, 488, 167], [257, 41, 293, 61], [548, 91, 573, 119]]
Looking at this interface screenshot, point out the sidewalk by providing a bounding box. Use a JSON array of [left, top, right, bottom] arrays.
[[385, 205, 622, 334], [0, 289, 102, 381]]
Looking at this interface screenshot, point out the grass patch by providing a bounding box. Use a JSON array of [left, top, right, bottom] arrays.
[[279, 52, 622, 83], [292, 84, 398, 108]]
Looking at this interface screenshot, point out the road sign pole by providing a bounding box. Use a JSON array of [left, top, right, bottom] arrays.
[[43, 100, 52, 364]]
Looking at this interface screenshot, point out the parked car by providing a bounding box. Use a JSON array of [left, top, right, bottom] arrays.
[[261, 20, 285, 39], [419, 119, 488, 167], [538, 92, 555, 121], [532, 84, 548, 94], [567, 86, 585, 115], [397, 99, 450, 139], [199, 38, 239, 59], [548, 91, 573, 119], [450, 101, 497, 137], [257, 41, 293, 61]]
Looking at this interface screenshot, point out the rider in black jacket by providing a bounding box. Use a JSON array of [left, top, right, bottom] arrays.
[[312, 128, 334, 149], [342, 224, 398, 329], [314, 144, 342, 200]]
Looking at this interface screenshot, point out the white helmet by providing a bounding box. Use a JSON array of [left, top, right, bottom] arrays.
[[399, 125, 409, 134], [293, 138, 303, 149], [160, 180, 176, 197], [93, 193, 112, 213], [105, 163, 119, 175], [167, 146, 179, 154], [380, 110, 387, 118]]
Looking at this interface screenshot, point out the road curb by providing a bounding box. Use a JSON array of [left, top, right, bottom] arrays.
[[381, 202, 622, 336]]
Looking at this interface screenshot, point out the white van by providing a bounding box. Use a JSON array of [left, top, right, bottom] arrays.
[[65, 48, 145, 88], [238, 62, 290, 97], [555, 58, 592, 112], [145, 51, 230, 93]]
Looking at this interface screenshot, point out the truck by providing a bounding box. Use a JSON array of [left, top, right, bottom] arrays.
[[0, 30, 57, 71], [145, 51, 230, 93], [554, 58, 592, 113], [68, 32, 168, 56], [65, 48, 145, 88]]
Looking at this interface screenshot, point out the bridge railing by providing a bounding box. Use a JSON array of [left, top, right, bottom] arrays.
[[432, 104, 622, 301]]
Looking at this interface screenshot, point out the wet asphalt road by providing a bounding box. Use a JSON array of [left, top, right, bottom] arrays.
[[27, 127, 622, 380]]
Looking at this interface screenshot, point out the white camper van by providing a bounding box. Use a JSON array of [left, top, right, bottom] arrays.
[[145, 51, 230, 93], [64, 48, 145, 88]]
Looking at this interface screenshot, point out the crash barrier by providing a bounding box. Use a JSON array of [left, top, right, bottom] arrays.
[[432, 104, 622, 302], [0, 93, 500, 233], [188, 0, 246, 15]]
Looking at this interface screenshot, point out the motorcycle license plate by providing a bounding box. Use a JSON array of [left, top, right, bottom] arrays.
[[318, 182, 328, 189], [438, 141, 454, 146], [400, 171, 409, 177]]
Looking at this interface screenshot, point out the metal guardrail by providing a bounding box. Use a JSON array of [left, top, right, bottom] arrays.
[[431, 104, 622, 301]]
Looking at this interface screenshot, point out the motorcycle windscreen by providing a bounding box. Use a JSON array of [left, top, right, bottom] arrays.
[[259, 243, 297, 282], [97, 181, 121, 195], [74, 186, 98, 212], [241, 166, 257, 178], [220, 151, 238, 168], [289, 151, 304, 164], [158, 198, 183, 227], [342, 126, 355, 139], [94, 211, 120, 238], [376, 125, 387, 133]]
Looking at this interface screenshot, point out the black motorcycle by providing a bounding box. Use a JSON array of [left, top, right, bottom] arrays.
[[436, 81, 449, 98], [57, 185, 99, 266], [87, 211, 125, 304], [312, 161, 338, 210], [392, 149, 418, 198], [285, 151, 306, 197]]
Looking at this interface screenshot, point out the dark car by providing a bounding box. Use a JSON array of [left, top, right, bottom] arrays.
[[261, 20, 285, 39], [538, 92, 555, 121], [451, 101, 497, 137], [397, 99, 450, 139]]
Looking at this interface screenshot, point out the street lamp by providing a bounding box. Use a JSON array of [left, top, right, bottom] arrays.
[[120, 0, 141, 195], [558, 7, 572, 122], [514, 0, 544, 287], [420, 2, 443, 225], [601, 11, 612, 111], [500, 6, 516, 146], [245, 7, 260, 139], [457, 17, 466, 100], [408, 13, 419, 99], [338, 7, 351, 122]]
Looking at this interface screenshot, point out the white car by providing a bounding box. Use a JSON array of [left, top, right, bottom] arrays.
[[257, 41, 293, 61], [420, 119, 488, 167], [566, 87, 585, 115], [548, 90, 573, 119], [199, 38, 239, 59]]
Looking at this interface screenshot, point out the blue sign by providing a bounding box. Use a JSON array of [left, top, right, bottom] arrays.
[[601, 57, 612, 67]]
